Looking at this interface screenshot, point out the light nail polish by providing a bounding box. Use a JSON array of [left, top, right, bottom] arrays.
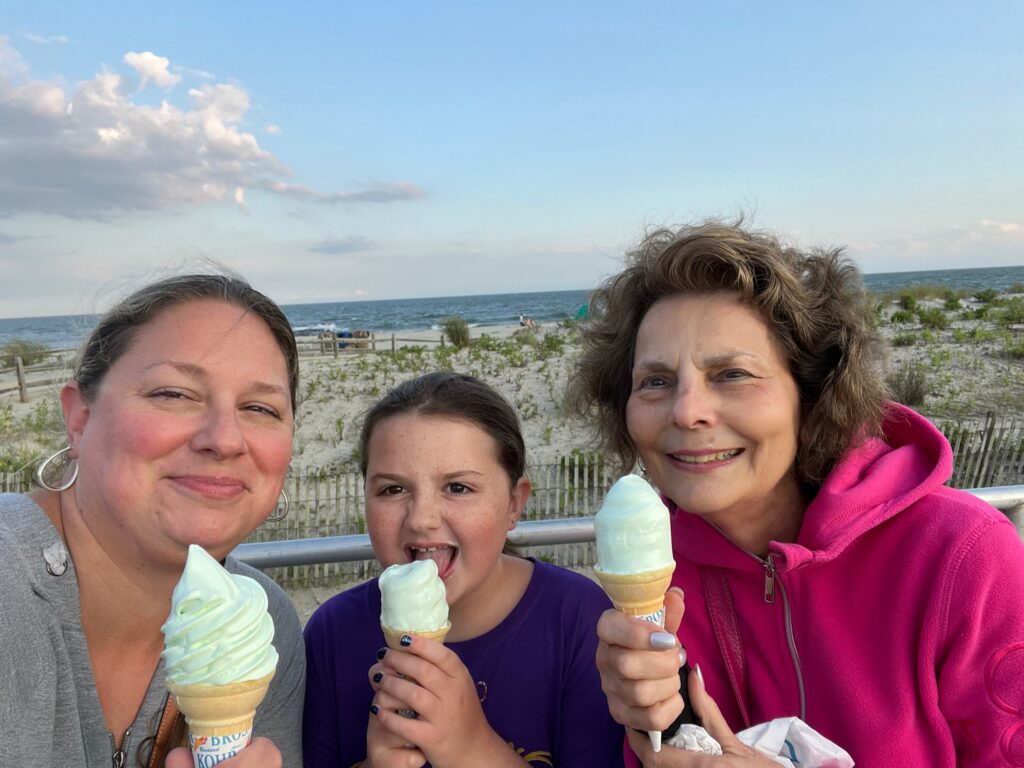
[[695, 663, 706, 690], [650, 632, 677, 650]]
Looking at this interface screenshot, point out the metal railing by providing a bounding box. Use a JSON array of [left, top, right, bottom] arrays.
[[232, 484, 1024, 569]]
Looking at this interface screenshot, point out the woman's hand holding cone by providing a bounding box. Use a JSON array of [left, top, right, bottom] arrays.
[[596, 587, 688, 732], [165, 737, 281, 768], [625, 670, 779, 767]]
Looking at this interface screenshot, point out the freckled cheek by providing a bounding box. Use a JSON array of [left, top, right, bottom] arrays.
[[366, 506, 405, 560]]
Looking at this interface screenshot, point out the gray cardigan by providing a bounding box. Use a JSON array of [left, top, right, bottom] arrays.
[[0, 492, 304, 767]]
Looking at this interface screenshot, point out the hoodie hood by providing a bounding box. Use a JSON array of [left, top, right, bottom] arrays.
[[671, 403, 953, 572]]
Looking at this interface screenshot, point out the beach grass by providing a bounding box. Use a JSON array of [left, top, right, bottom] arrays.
[[2, 283, 1023, 478]]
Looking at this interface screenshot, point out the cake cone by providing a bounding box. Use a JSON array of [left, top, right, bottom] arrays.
[[595, 564, 675, 753], [168, 671, 275, 763], [594, 564, 675, 622], [382, 622, 451, 649]]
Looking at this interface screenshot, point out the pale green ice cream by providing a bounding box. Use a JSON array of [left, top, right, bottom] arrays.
[[595, 474, 674, 574], [379, 560, 449, 632], [161, 544, 278, 685]]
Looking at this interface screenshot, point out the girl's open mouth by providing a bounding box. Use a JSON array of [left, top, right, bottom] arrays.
[[407, 544, 457, 579]]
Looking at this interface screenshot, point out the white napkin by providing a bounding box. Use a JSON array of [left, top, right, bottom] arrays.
[[665, 717, 854, 766], [737, 717, 854, 767]]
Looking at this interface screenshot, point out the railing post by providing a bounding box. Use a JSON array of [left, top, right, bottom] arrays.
[[1007, 504, 1024, 540], [15, 356, 29, 403]]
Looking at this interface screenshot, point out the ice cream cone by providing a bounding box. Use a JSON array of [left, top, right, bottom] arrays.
[[168, 671, 275, 763], [595, 564, 676, 754], [382, 622, 451, 649], [594, 564, 675, 620]]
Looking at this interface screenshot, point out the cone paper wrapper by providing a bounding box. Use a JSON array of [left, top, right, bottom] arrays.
[[381, 622, 451, 649], [167, 671, 275, 766], [595, 564, 676, 752]]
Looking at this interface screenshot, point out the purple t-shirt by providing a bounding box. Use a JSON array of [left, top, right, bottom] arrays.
[[303, 559, 625, 768]]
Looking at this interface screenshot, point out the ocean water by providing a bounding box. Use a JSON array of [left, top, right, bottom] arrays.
[[2, 266, 1022, 351]]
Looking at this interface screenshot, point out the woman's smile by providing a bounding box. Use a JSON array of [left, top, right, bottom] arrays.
[[626, 291, 803, 534], [169, 474, 247, 500]]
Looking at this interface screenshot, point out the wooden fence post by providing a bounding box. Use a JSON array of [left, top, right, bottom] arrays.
[[391, 333, 396, 354], [15, 356, 29, 403]]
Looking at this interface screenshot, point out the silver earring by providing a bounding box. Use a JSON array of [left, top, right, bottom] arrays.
[[266, 489, 289, 523], [35, 447, 79, 492]]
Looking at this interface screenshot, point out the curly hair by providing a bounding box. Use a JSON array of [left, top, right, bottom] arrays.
[[566, 221, 889, 489]]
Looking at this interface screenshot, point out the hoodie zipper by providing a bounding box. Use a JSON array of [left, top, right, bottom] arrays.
[[110, 727, 132, 768], [757, 553, 806, 720]]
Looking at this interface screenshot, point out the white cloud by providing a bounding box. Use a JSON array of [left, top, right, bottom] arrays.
[[848, 219, 1024, 273], [310, 236, 374, 255], [0, 35, 29, 77], [173, 65, 215, 80], [0, 230, 28, 245], [123, 51, 181, 90], [19, 29, 69, 45], [265, 123, 280, 135], [980, 219, 1021, 234], [262, 179, 425, 203], [0, 40, 425, 218]]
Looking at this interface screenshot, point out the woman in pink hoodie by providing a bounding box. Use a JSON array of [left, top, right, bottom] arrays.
[[567, 221, 1024, 767]]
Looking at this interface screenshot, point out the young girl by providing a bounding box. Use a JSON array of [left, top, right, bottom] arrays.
[[303, 372, 625, 767]]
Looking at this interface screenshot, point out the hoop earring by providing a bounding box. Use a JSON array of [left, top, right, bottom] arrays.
[[266, 489, 289, 523], [35, 447, 79, 492]]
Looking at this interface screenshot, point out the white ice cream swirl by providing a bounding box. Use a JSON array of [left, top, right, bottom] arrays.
[[595, 474, 674, 574], [161, 544, 278, 685], [379, 560, 449, 632]]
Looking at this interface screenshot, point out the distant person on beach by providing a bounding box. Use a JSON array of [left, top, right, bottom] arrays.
[[303, 372, 625, 767], [0, 274, 305, 767], [567, 221, 1024, 767], [519, 313, 536, 328]]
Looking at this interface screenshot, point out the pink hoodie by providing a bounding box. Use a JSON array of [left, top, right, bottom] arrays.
[[626, 404, 1024, 767]]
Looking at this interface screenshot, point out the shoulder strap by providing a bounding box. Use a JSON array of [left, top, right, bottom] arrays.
[[702, 568, 752, 728], [143, 692, 186, 768]]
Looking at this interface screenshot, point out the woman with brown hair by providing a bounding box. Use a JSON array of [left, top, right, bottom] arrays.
[[0, 273, 305, 767], [568, 221, 1024, 767]]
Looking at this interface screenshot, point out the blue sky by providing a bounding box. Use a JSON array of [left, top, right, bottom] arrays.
[[1, 1, 1021, 318]]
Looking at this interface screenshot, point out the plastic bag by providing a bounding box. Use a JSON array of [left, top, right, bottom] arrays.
[[736, 717, 854, 767]]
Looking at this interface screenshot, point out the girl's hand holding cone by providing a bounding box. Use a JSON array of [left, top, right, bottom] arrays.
[[368, 635, 528, 767]]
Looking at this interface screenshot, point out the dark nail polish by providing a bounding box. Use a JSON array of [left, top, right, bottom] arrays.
[[376, 647, 387, 660], [400, 634, 413, 647], [369, 704, 379, 715], [372, 672, 383, 683]]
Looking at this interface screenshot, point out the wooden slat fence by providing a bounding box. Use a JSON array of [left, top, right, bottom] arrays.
[[3, 417, 1022, 588], [938, 413, 1024, 489], [249, 453, 614, 588]]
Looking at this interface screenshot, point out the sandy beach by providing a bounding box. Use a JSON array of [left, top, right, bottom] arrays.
[[4, 298, 1023, 475], [3, 295, 1022, 623]]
